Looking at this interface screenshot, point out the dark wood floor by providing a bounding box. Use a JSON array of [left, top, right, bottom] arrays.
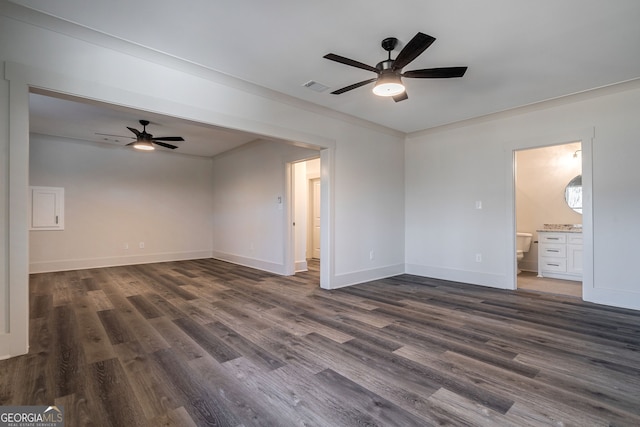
[[1, 259, 639, 426]]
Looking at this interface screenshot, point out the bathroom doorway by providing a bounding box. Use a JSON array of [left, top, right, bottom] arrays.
[[514, 142, 583, 297]]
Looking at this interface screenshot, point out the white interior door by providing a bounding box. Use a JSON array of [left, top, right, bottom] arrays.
[[311, 178, 321, 259]]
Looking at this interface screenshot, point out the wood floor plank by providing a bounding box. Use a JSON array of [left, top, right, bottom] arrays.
[[104, 291, 171, 354], [314, 368, 429, 426], [143, 292, 188, 320], [51, 305, 85, 399], [127, 294, 163, 319], [111, 340, 183, 421], [83, 357, 147, 426], [257, 307, 355, 343], [304, 292, 396, 328], [220, 356, 333, 426], [266, 363, 386, 426], [146, 406, 198, 427], [298, 332, 441, 422], [86, 289, 115, 311], [53, 393, 90, 427], [339, 339, 515, 414], [97, 309, 136, 346], [300, 310, 403, 352], [205, 321, 286, 371], [425, 387, 519, 427], [248, 327, 330, 374], [72, 297, 122, 363], [436, 348, 638, 426], [172, 317, 242, 363], [151, 348, 241, 426], [381, 322, 540, 378], [1, 258, 638, 426], [189, 354, 287, 426], [147, 316, 207, 361], [167, 297, 218, 325]]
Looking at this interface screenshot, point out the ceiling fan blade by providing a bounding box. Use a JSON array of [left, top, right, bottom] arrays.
[[330, 78, 378, 95], [95, 132, 135, 139], [324, 53, 379, 74], [402, 67, 468, 78], [392, 32, 436, 70], [126, 126, 141, 137], [153, 141, 178, 150], [152, 136, 185, 142], [393, 92, 408, 102]]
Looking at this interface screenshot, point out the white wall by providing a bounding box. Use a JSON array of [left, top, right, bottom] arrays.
[[516, 142, 583, 271], [333, 125, 406, 286], [210, 140, 318, 274], [406, 81, 640, 310], [29, 135, 214, 272]]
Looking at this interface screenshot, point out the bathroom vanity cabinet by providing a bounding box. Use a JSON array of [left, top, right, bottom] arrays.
[[537, 231, 583, 281]]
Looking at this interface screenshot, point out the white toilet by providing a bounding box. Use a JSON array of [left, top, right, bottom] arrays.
[[516, 232, 533, 273]]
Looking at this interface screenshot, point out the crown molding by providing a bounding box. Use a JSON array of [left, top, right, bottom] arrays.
[[408, 77, 640, 138]]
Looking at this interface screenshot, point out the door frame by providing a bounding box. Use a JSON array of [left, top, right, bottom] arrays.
[[506, 128, 594, 296], [309, 177, 321, 260], [284, 157, 325, 280]]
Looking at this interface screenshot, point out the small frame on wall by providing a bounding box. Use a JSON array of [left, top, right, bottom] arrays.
[[30, 186, 65, 230]]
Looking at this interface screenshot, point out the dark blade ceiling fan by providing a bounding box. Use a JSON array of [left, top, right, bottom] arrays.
[[324, 32, 467, 102], [125, 119, 184, 150]]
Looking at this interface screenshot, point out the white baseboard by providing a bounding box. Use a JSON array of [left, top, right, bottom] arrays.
[[583, 287, 640, 311], [295, 260, 308, 272], [330, 263, 405, 289], [210, 251, 287, 275], [29, 250, 212, 273], [405, 263, 510, 289]]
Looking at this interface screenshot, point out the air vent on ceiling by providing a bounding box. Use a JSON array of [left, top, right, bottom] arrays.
[[302, 80, 330, 93]]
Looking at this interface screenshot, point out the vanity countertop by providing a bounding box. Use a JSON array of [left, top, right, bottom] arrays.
[[537, 224, 582, 233]]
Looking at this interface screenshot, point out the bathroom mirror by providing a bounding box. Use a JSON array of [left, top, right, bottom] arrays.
[[565, 174, 582, 214]]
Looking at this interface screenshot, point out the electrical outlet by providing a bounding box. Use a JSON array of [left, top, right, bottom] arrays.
[[476, 253, 482, 262], [139, 242, 145, 249], [369, 250, 374, 260], [124, 243, 129, 250]]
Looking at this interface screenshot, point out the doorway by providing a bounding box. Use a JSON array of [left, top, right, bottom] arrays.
[[514, 142, 583, 297], [292, 158, 321, 274], [310, 178, 321, 260]]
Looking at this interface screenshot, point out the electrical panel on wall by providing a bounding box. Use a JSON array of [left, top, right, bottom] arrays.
[[30, 186, 65, 230]]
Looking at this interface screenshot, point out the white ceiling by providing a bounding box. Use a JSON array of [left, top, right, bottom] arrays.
[[29, 91, 265, 157], [12, 0, 640, 156]]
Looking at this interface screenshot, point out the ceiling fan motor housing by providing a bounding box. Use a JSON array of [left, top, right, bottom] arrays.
[[376, 59, 395, 72], [126, 119, 184, 150], [381, 37, 398, 52]]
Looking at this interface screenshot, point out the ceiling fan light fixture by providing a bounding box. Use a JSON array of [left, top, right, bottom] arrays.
[[132, 140, 155, 151], [372, 73, 405, 97]]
